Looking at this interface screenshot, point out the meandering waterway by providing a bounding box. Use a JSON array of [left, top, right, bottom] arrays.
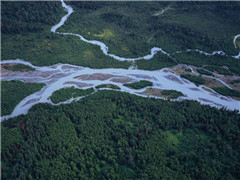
[[53, 0, 239, 61]]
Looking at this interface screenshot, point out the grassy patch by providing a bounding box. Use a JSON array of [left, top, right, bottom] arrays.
[[213, 87, 240, 97], [50, 86, 95, 103], [161, 90, 184, 99], [1, 80, 45, 116], [123, 80, 153, 89], [161, 130, 182, 146], [141, 88, 184, 99], [96, 84, 120, 90], [93, 29, 114, 40], [180, 74, 205, 86]]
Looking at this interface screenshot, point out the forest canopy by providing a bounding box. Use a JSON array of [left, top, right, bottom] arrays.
[[1, 90, 240, 179]]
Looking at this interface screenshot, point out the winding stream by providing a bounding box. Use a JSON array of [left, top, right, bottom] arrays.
[[233, 34, 240, 49], [153, 7, 169, 16], [1, 0, 240, 121], [53, 0, 239, 61]]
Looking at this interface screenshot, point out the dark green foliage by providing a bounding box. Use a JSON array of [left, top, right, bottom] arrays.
[[185, 68, 192, 72], [231, 79, 240, 84], [205, 65, 233, 76], [3, 64, 35, 72], [2, 1, 240, 71], [69, 1, 104, 11], [1, 32, 131, 69], [136, 53, 177, 70], [213, 87, 240, 97], [1, 126, 23, 153], [197, 68, 214, 76], [96, 84, 120, 90], [1, 1, 64, 34], [1, 2, 131, 69], [1, 80, 45, 116], [172, 52, 239, 75], [181, 74, 205, 86], [123, 80, 153, 89], [50, 87, 95, 104], [61, 1, 240, 57], [1, 90, 240, 179], [162, 90, 184, 99]]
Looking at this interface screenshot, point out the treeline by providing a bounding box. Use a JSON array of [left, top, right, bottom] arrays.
[[213, 87, 240, 98], [1, 80, 45, 116], [1, 1, 63, 34], [1, 90, 240, 179]]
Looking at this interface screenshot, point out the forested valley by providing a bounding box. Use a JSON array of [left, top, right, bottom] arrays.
[[2, 91, 240, 179], [1, 1, 240, 179]]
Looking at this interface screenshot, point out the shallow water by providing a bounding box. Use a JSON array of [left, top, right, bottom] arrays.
[[1, 59, 239, 121]]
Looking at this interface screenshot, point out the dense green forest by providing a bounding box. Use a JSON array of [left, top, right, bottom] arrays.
[[60, 1, 240, 57], [1, 1, 63, 34], [136, 53, 177, 71], [213, 87, 240, 98], [1, 91, 240, 179], [2, 1, 240, 72], [1, 1, 240, 179], [171, 52, 239, 75], [1, 1, 131, 69], [1, 80, 45, 116]]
